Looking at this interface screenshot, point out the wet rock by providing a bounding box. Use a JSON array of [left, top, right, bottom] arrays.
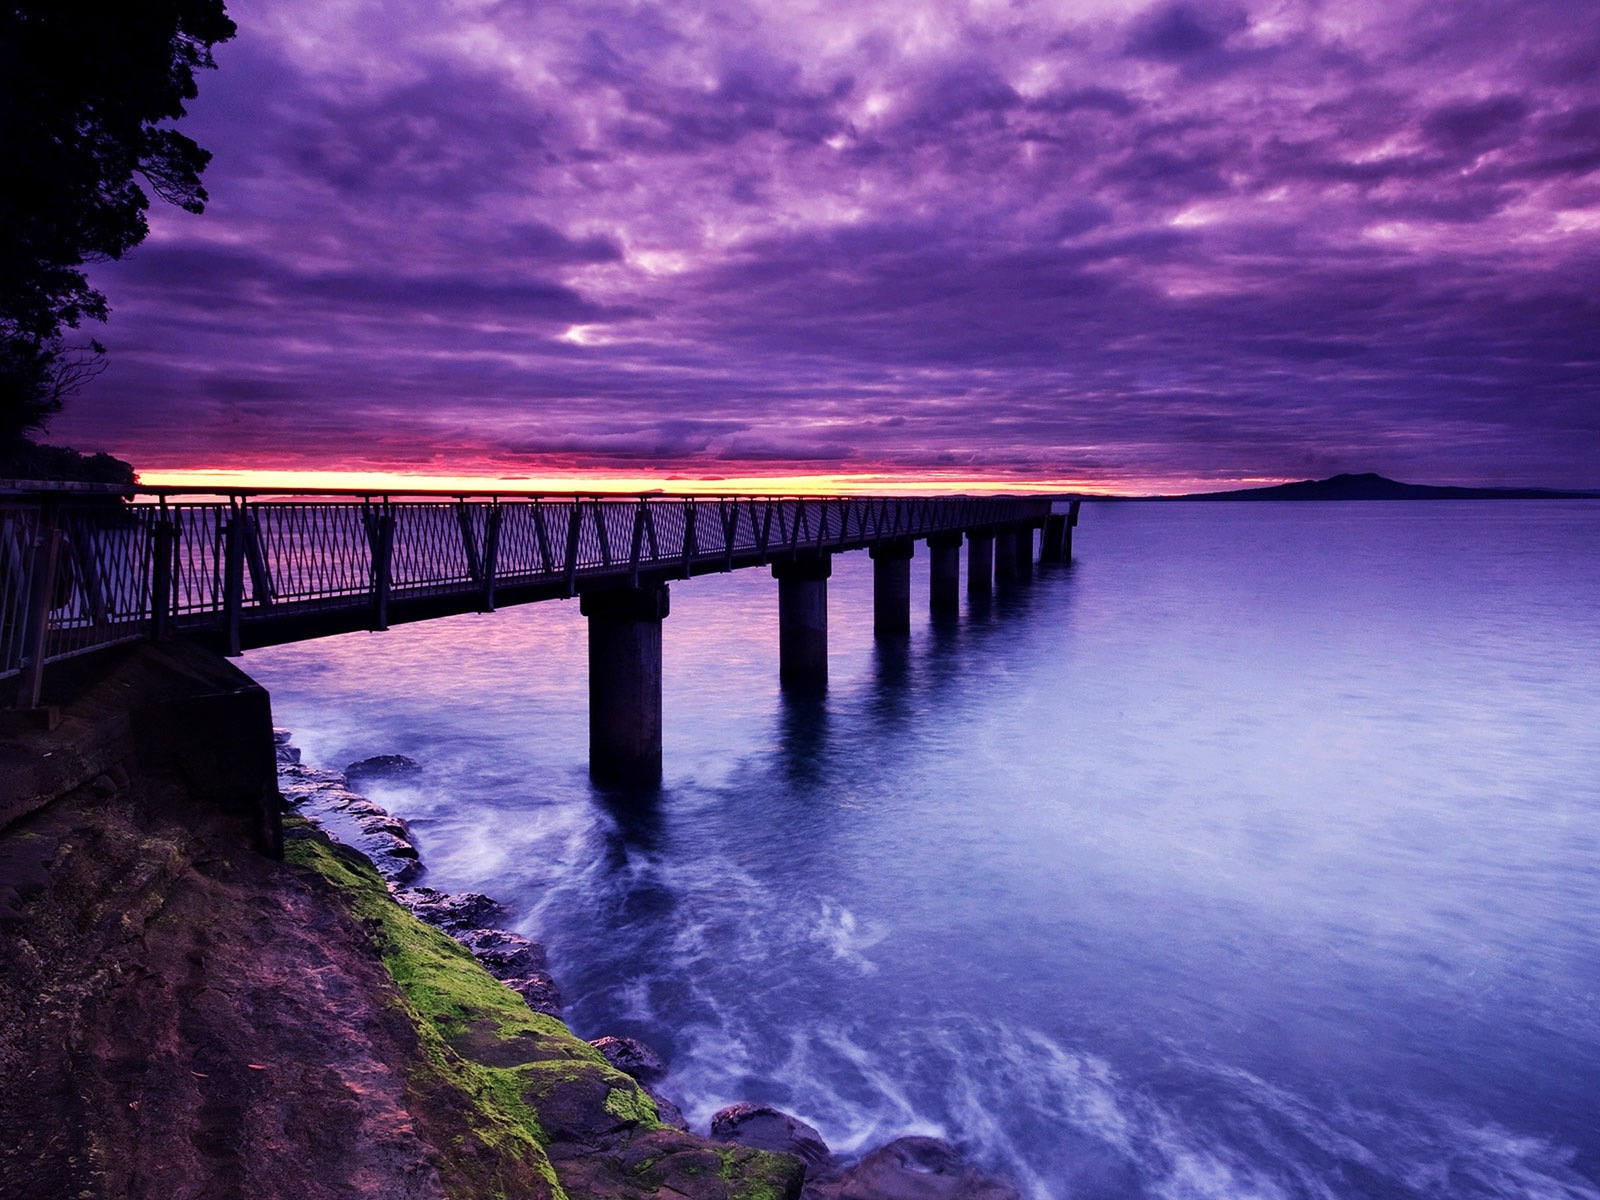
[[392, 886, 505, 932], [361, 833, 424, 883], [522, 1066, 640, 1146], [275, 753, 424, 881], [506, 970, 563, 1017], [272, 727, 301, 765], [352, 810, 412, 842], [822, 1137, 1020, 1200], [589, 1035, 668, 1083], [277, 762, 344, 800], [711, 1102, 831, 1168], [345, 754, 421, 785], [555, 1126, 806, 1199], [646, 1086, 689, 1131], [453, 926, 547, 979]]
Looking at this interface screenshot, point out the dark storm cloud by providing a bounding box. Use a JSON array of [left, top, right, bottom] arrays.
[[61, 0, 1600, 489], [1124, 2, 1249, 62]]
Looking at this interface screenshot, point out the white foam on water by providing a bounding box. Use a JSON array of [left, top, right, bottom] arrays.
[[790, 1025, 946, 1154], [811, 897, 887, 974], [273, 733, 1600, 1200], [1383, 1107, 1600, 1200]]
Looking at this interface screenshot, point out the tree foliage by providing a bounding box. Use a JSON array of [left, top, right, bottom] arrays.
[[0, 0, 235, 447]]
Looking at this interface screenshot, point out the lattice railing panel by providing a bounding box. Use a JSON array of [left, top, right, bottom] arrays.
[[2, 490, 1060, 685]]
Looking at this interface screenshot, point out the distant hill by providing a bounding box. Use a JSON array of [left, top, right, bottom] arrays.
[[1159, 472, 1599, 501]]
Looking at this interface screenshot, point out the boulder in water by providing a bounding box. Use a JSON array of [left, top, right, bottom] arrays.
[[359, 832, 424, 883], [453, 926, 547, 979], [272, 728, 301, 765], [506, 971, 563, 1017], [822, 1136, 1020, 1200], [711, 1102, 831, 1168], [392, 886, 505, 931], [344, 754, 422, 785], [589, 1034, 668, 1083]]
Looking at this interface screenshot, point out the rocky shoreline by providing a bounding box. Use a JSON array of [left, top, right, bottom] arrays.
[[274, 730, 1023, 1200]]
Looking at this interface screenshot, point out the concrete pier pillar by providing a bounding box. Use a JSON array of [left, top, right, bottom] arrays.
[[994, 530, 1018, 583], [967, 530, 994, 597], [869, 539, 915, 635], [1018, 526, 1036, 581], [1040, 514, 1067, 563], [928, 534, 962, 616], [580, 583, 670, 789], [773, 555, 832, 690]]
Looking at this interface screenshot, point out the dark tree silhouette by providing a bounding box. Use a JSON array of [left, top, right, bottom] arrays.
[[1, 0, 235, 451]]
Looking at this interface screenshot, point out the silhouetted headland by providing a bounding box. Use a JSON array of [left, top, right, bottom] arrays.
[[1147, 472, 1600, 501]]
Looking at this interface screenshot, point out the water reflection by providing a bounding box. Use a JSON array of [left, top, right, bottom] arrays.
[[865, 638, 913, 725], [775, 691, 830, 789]]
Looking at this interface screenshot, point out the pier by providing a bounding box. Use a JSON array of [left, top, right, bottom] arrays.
[[2, 486, 1081, 787]]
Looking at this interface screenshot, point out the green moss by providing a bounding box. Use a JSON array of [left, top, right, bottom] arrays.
[[717, 1146, 803, 1200], [603, 1085, 659, 1125], [285, 832, 571, 1198], [283, 825, 795, 1200]]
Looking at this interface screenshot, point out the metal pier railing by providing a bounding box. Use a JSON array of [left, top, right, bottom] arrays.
[[2, 485, 1058, 706]]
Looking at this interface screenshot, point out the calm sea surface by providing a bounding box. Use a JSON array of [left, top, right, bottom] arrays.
[[247, 502, 1600, 1200]]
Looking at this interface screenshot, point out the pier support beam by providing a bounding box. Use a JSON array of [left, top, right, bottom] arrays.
[[581, 583, 670, 789], [1063, 500, 1081, 561], [869, 539, 915, 635], [928, 534, 962, 617], [1040, 515, 1067, 563], [773, 555, 832, 691], [1041, 502, 1081, 563], [967, 530, 994, 597], [994, 530, 1018, 583], [1018, 526, 1036, 581]]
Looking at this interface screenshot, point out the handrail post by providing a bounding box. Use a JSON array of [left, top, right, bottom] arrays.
[[481, 504, 501, 612], [223, 507, 245, 656], [15, 503, 60, 709], [563, 504, 581, 596], [628, 500, 646, 588], [151, 508, 175, 641], [593, 499, 613, 566], [681, 497, 697, 578], [368, 504, 394, 631]]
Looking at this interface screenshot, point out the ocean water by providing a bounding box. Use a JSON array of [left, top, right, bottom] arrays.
[[246, 501, 1600, 1200]]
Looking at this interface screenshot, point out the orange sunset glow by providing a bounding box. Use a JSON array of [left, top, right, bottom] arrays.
[[135, 466, 1157, 497]]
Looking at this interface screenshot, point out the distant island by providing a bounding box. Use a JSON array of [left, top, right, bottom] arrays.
[[1145, 472, 1600, 501]]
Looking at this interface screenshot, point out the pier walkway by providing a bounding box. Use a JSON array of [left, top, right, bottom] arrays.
[[2, 486, 1081, 784]]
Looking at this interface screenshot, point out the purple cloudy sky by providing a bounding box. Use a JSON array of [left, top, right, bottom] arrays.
[[59, 0, 1600, 491]]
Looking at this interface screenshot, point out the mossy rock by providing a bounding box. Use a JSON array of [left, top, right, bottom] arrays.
[[285, 820, 803, 1200]]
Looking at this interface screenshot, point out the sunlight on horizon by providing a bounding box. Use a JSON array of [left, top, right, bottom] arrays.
[[133, 466, 1171, 497]]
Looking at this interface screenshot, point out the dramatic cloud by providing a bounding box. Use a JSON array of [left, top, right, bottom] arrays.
[[59, 0, 1600, 490]]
